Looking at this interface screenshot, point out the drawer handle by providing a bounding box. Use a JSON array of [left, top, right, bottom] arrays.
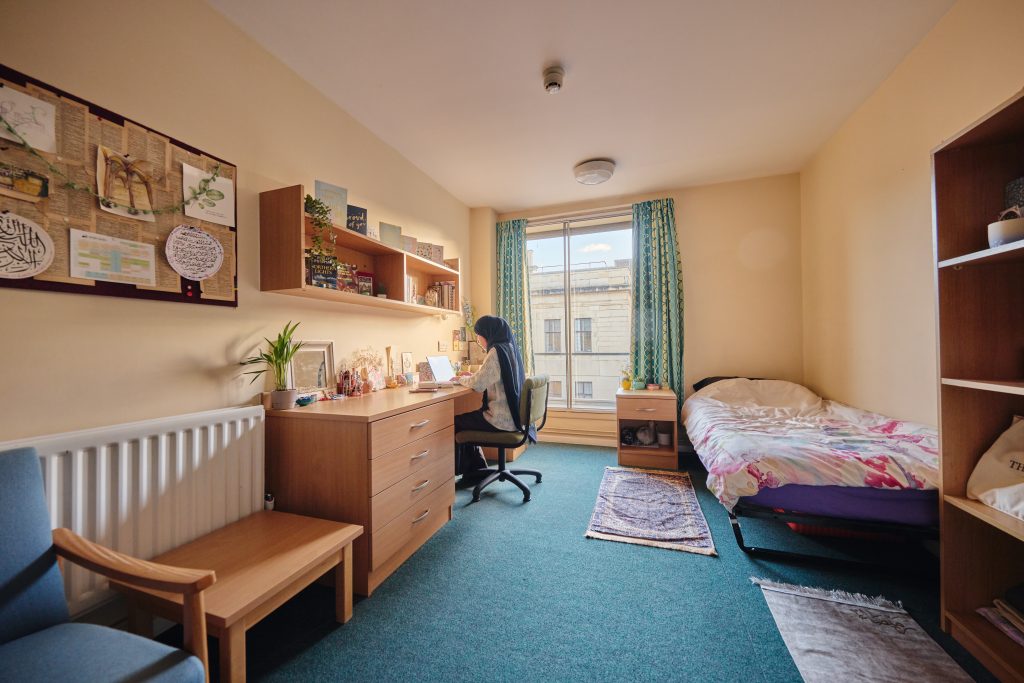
[[410, 450, 429, 461], [412, 509, 430, 524], [636, 408, 657, 412], [410, 419, 431, 429], [411, 479, 430, 492]]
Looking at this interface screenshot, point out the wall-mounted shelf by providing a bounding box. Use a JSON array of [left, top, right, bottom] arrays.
[[259, 185, 460, 316]]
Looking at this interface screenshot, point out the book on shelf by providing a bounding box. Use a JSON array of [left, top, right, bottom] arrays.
[[432, 280, 456, 310], [978, 606, 1024, 648]]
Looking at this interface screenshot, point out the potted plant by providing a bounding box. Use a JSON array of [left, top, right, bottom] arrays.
[[241, 321, 304, 409]]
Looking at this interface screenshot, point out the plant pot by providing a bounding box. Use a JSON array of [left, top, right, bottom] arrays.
[[271, 389, 298, 410]]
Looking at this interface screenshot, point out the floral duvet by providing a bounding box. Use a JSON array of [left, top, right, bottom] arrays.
[[681, 379, 939, 511]]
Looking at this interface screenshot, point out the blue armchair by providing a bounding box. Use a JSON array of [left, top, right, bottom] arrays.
[[0, 447, 216, 682]]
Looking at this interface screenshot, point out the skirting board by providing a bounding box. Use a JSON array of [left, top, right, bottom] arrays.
[[538, 432, 617, 448]]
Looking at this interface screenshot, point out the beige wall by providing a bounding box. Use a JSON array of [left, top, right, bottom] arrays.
[[468, 207, 497, 314], [800, 0, 1024, 425], [497, 173, 805, 394], [0, 0, 469, 440]]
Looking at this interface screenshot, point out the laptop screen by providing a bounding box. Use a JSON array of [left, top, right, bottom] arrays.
[[426, 355, 455, 383]]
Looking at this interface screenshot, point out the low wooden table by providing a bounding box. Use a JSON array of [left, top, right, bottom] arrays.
[[114, 511, 362, 683]]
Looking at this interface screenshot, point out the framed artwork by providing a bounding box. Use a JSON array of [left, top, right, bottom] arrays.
[[289, 340, 335, 392], [401, 351, 413, 373], [347, 205, 367, 235], [356, 271, 374, 296], [315, 180, 348, 225]]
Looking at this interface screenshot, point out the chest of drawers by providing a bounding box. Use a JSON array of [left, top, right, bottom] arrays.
[[266, 387, 465, 596]]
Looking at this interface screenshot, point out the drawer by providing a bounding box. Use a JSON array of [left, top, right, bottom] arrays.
[[370, 426, 453, 496], [371, 479, 454, 571], [616, 396, 675, 421], [370, 400, 453, 456], [370, 447, 454, 531]]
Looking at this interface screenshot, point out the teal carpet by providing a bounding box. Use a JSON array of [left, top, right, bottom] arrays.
[[213, 444, 991, 681]]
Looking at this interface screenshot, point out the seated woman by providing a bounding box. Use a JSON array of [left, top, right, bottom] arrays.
[[454, 315, 536, 478]]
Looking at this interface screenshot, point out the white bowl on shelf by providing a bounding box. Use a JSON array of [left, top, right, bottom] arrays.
[[987, 217, 1024, 248]]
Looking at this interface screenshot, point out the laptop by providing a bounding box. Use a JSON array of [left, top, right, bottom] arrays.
[[424, 355, 456, 388]]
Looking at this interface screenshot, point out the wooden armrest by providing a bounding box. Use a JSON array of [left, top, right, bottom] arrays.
[[52, 528, 215, 594]]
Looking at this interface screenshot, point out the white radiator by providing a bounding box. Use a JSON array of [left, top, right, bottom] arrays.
[[0, 406, 265, 616]]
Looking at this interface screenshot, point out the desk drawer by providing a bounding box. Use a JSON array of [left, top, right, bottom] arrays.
[[370, 451, 453, 532], [370, 426, 453, 496], [370, 400, 453, 456], [616, 396, 675, 421], [371, 480, 454, 571]]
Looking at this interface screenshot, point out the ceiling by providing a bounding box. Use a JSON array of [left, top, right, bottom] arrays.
[[209, 0, 954, 213]]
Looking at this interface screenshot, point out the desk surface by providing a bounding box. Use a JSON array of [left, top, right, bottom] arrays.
[[115, 511, 362, 629], [268, 385, 472, 422]]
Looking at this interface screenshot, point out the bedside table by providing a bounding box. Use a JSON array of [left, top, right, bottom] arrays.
[[616, 387, 678, 469]]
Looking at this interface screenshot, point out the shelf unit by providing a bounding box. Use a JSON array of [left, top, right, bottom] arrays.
[[259, 185, 460, 316], [934, 88, 1024, 682]]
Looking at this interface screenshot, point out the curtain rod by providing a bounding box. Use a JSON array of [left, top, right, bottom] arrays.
[[524, 204, 633, 228]]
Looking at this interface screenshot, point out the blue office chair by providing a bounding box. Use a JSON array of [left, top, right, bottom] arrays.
[[0, 447, 215, 682], [457, 375, 549, 503]]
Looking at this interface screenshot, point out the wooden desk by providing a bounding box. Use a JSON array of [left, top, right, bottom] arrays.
[[267, 386, 469, 596], [114, 511, 362, 683]]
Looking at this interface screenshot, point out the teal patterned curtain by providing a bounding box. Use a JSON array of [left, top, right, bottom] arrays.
[[630, 199, 684, 406], [496, 218, 535, 375]]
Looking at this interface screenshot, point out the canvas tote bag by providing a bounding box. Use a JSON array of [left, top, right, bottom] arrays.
[[967, 416, 1024, 520]]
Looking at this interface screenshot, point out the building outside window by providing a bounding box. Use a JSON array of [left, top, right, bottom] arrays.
[[527, 214, 632, 411], [574, 318, 592, 352], [544, 319, 562, 353], [575, 381, 593, 399], [550, 380, 563, 397]]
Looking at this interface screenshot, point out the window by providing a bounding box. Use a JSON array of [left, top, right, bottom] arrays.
[[549, 380, 563, 398], [575, 381, 593, 399], [544, 319, 562, 353], [574, 318, 592, 352], [527, 214, 632, 411]]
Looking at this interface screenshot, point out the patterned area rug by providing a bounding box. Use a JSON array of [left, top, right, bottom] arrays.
[[585, 466, 716, 555], [752, 578, 971, 682]]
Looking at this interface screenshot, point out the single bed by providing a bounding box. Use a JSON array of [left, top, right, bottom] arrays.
[[681, 378, 940, 560]]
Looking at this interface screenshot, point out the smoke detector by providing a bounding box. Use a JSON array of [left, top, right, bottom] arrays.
[[574, 159, 615, 185], [543, 66, 565, 94]]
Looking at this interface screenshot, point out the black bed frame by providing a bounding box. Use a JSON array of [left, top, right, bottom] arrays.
[[728, 500, 939, 570]]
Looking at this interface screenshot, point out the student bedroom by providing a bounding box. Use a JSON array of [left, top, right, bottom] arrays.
[[2, 1, 1024, 681]]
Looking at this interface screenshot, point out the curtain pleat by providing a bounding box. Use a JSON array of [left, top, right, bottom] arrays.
[[630, 199, 684, 406], [495, 218, 534, 375]]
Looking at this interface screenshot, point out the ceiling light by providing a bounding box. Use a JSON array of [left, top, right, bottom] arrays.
[[543, 66, 564, 94], [574, 159, 615, 185]]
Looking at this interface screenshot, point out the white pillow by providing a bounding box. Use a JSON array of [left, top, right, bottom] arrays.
[[966, 416, 1024, 520], [695, 378, 823, 413]]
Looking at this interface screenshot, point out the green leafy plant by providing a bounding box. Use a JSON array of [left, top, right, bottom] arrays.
[[240, 321, 304, 390], [304, 194, 336, 257]]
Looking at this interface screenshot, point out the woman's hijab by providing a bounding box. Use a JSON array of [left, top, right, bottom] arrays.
[[474, 315, 536, 441]]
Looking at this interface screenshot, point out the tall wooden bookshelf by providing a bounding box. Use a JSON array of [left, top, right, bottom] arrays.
[[934, 89, 1024, 682]]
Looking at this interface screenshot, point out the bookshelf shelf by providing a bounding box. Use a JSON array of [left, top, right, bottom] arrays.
[[259, 185, 460, 316], [938, 240, 1024, 269], [940, 379, 1024, 396]]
